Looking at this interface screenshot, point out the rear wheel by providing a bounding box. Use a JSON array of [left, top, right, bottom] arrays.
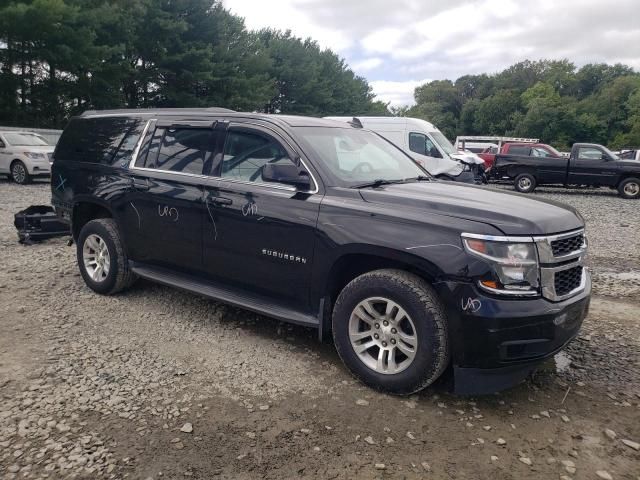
[[514, 173, 536, 193], [332, 269, 449, 395], [11, 161, 30, 185], [77, 218, 137, 294], [618, 177, 640, 199]]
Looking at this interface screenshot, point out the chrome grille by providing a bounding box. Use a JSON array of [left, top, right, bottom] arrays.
[[551, 233, 584, 257], [554, 266, 583, 297]]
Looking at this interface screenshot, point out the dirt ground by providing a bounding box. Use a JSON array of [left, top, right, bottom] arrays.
[[1, 179, 639, 480]]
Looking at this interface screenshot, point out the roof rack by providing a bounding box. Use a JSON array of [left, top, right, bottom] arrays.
[[80, 107, 235, 117], [455, 136, 539, 150]]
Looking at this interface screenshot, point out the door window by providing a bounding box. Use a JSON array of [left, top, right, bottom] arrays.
[[532, 147, 552, 157], [145, 128, 212, 175], [577, 147, 604, 161], [408, 132, 441, 158], [508, 145, 531, 156], [221, 130, 296, 185]]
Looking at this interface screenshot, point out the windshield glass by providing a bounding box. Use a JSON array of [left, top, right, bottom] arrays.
[[4, 132, 48, 146], [294, 127, 427, 186], [429, 131, 456, 155], [601, 145, 620, 160]]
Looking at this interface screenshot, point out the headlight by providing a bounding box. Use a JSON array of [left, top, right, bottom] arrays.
[[462, 234, 539, 296], [24, 152, 46, 160]]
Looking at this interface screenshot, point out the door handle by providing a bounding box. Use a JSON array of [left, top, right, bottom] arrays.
[[208, 197, 232, 206], [132, 179, 150, 191]]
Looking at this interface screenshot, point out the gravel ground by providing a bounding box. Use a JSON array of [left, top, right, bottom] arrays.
[[1, 179, 639, 479]]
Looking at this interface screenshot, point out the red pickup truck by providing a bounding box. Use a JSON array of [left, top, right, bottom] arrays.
[[480, 143, 562, 169]]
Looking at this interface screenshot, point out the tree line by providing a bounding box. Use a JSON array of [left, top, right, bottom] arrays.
[[402, 59, 640, 149], [0, 0, 388, 129]]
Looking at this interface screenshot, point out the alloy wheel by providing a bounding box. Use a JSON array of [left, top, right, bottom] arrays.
[[12, 163, 26, 183], [82, 234, 111, 282], [348, 297, 418, 374]]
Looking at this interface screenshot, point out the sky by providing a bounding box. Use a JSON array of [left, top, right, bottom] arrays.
[[222, 0, 640, 106]]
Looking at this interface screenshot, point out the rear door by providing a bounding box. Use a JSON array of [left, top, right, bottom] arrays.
[[567, 146, 619, 186], [123, 120, 216, 273], [201, 123, 321, 311]]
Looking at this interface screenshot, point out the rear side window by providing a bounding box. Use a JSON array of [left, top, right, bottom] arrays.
[[508, 146, 531, 156], [143, 127, 212, 175], [54, 117, 144, 165]]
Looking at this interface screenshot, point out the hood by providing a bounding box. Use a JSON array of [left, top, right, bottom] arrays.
[[359, 181, 583, 236], [451, 151, 485, 165]]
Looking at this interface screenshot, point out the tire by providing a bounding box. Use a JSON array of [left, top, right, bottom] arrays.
[[76, 218, 137, 295], [332, 269, 449, 395], [11, 160, 31, 185], [514, 173, 536, 193], [618, 177, 640, 199]]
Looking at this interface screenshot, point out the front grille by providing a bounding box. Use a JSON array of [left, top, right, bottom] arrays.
[[551, 233, 584, 256], [554, 266, 583, 297]]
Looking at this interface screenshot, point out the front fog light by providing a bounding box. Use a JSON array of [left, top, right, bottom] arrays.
[[462, 234, 540, 296]]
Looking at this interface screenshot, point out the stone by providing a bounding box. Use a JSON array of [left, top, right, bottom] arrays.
[[245, 432, 256, 439], [364, 436, 376, 445], [490, 456, 498, 461], [622, 439, 640, 451], [596, 471, 613, 480], [180, 423, 193, 434], [374, 463, 386, 470], [561, 415, 570, 423], [519, 457, 532, 466], [356, 399, 369, 406], [258, 405, 269, 411], [406, 432, 416, 440], [421, 462, 431, 472], [496, 438, 506, 446]]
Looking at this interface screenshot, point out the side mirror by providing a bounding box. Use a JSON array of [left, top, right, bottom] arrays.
[[262, 162, 311, 190]]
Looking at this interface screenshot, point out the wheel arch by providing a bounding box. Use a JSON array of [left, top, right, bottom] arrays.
[[71, 200, 114, 241]]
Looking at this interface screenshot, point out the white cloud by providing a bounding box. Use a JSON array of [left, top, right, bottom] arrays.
[[351, 57, 384, 72], [369, 78, 431, 106]]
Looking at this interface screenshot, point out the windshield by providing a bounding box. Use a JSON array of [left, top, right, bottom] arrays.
[[4, 132, 48, 146], [429, 131, 457, 155], [601, 145, 620, 160], [294, 127, 427, 187]]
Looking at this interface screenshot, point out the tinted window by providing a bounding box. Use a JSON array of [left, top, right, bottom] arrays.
[[509, 146, 531, 156], [408, 132, 427, 155], [221, 130, 294, 184], [54, 117, 143, 164], [145, 128, 212, 175]]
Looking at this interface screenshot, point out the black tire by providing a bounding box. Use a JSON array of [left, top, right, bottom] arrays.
[[514, 173, 536, 193], [618, 177, 640, 199], [11, 160, 31, 184], [332, 269, 449, 395], [76, 218, 137, 295]]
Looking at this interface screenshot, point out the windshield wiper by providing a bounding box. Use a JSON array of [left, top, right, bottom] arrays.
[[350, 178, 406, 189], [404, 175, 431, 182]]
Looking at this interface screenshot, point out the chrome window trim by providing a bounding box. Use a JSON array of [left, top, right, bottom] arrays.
[[476, 282, 539, 297], [128, 119, 319, 195]]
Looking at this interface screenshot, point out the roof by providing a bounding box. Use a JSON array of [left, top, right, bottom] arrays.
[[79, 108, 350, 129]]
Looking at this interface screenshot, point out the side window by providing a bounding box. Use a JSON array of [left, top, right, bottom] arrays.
[[531, 147, 551, 158], [221, 130, 293, 184], [408, 132, 427, 156], [577, 147, 604, 161], [145, 128, 212, 175], [54, 117, 143, 164], [0, 138, 5, 148], [509, 146, 531, 156]]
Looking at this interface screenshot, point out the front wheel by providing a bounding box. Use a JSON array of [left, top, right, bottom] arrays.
[[11, 161, 30, 184], [332, 269, 449, 395], [618, 177, 640, 199], [514, 173, 536, 193], [77, 218, 137, 295]]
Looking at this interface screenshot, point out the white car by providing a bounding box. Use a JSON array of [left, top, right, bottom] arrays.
[[0, 131, 54, 184]]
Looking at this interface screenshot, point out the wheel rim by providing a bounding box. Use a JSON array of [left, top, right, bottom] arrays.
[[348, 297, 418, 375], [82, 234, 111, 282], [623, 182, 639, 196], [518, 177, 531, 190], [12, 164, 26, 183]]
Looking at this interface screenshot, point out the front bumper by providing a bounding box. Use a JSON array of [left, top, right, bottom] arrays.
[[435, 270, 591, 394], [27, 161, 51, 176]]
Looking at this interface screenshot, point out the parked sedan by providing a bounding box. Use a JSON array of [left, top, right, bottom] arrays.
[[0, 131, 54, 184]]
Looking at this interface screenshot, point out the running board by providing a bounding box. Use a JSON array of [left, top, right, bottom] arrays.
[[129, 262, 319, 328]]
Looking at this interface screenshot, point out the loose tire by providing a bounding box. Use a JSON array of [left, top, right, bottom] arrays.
[[11, 160, 30, 185], [332, 269, 449, 395], [618, 177, 640, 199], [77, 218, 137, 295], [514, 173, 536, 193]]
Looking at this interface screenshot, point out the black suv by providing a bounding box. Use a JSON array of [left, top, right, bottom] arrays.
[[51, 109, 591, 395]]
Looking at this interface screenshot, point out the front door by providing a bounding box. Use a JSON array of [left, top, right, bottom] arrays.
[[202, 124, 321, 311], [121, 121, 216, 273], [567, 146, 619, 186]]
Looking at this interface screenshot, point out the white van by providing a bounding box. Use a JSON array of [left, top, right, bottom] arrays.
[[324, 117, 485, 183]]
